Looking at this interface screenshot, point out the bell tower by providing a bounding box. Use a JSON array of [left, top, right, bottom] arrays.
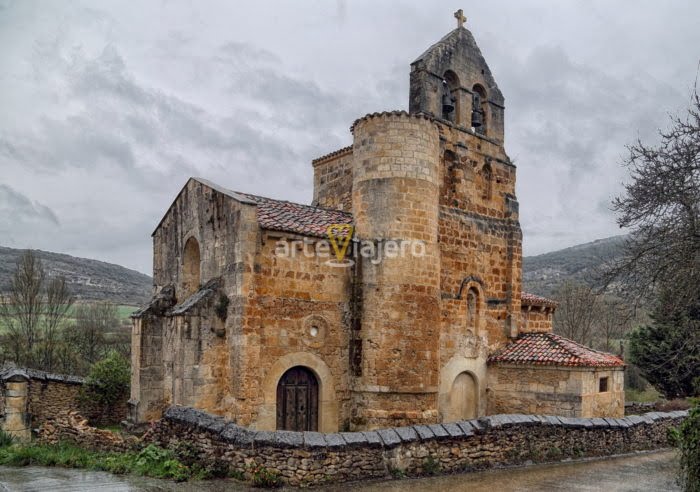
[[409, 12, 505, 144]]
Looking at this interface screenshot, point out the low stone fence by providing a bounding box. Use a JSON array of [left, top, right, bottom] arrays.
[[146, 406, 687, 487], [0, 367, 128, 440], [37, 411, 139, 453]]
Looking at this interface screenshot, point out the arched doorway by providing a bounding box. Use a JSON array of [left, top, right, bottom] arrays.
[[276, 366, 319, 431], [449, 371, 478, 420], [182, 237, 200, 296]]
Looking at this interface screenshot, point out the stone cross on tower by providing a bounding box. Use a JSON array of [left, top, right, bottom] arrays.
[[454, 9, 466, 28]]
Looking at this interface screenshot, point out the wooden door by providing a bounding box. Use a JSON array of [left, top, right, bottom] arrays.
[[450, 372, 478, 420], [276, 366, 319, 431]]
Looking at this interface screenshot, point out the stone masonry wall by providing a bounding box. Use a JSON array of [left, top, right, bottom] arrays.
[[488, 365, 625, 418], [0, 369, 127, 440], [520, 307, 554, 333], [312, 147, 353, 211], [146, 406, 686, 488], [350, 112, 442, 428]]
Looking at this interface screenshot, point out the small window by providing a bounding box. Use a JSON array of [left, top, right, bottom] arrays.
[[599, 377, 609, 392]]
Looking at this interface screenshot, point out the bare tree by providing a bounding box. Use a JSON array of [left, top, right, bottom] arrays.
[[552, 281, 600, 347], [71, 302, 118, 368], [0, 250, 74, 371], [608, 89, 700, 302], [40, 277, 74, 371], [595, 296, 635, 353], [0, 251, 44, 366]]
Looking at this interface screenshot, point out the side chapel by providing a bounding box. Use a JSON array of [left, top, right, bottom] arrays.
[[131, 12, 625, 432]]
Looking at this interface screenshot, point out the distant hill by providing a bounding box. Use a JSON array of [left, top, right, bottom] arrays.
[[0, 236, 626, 306], [522, 235, 627, 297], [0, 246, 152, 306]]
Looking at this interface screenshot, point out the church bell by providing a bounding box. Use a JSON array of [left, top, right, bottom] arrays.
[[471, 107, 483, 128], [441, 80, 455, 116]]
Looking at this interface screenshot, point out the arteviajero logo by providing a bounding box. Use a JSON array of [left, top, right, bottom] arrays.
[[326, 224, 354, 264], [274, 223, 425, 268]]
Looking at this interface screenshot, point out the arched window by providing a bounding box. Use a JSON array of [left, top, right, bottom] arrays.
[[442, 70, 461, 124], [482, 163, 493, 201], [466, 287, 479, 334], [182, 236, 201, 297], [471, 84, 488, 136]]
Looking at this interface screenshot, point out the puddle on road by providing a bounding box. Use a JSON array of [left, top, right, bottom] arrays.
[[0, 450, 679, 492]]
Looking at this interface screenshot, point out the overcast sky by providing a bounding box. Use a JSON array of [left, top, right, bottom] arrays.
[[1, 1, 699, 274]]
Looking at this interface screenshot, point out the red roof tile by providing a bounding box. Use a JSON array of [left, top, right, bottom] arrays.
[[521, 291, 558, 308], [241, 193, 353, 238], [488, 332, 625, 368]]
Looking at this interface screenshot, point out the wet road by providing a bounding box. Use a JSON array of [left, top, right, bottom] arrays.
[[341, 450, 680, 492], [0, 450, 679, 492]]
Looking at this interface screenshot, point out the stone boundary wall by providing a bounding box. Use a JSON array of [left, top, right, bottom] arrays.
[[0, 367, 127, 440], [146, 406, 687, 487]]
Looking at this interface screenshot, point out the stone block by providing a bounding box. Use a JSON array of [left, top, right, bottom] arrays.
[[376, 428, 401, 447], [340, 432, 368, 447], [413, 425, 434, 440], [361, 431, 383, 447], [220, 423, 244, 443], [455, 421, 475, 436], [253, 431, 277, 447], [394, 426, 419, 443], [303, 432, 327, 448], [324, 433, 346, 448], [276, 431, 304, 448], [442, 422, 464, 438], [427, 424, 450, 439]]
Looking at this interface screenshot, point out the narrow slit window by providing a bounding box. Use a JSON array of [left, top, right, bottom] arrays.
[[599, 377, 609, 392]]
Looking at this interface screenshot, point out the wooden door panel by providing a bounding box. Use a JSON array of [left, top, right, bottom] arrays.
[[276, 366, 319, 431]]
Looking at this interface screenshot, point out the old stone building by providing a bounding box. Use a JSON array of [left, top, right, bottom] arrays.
[[130, 15, 625, 432]]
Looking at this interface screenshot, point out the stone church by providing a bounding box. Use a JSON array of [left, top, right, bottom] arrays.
[[131, 14, 625, 432]]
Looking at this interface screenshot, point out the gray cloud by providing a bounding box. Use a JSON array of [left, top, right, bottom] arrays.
[[0, 185, 60, 247], [0, 0, 698, 273]]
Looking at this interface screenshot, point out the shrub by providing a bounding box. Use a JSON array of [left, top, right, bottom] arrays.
[[82, 350, 130, 408], [249, 463, 281, 488], [0, 430, 15, 448], [677, 401, 700, 492], [422, 455, 441, 475], [0, 442, 192, 482]]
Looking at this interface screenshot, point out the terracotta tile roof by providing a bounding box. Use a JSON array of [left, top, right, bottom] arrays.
[[241, 193, 353, 238], [488, 332, 625, 368], [521, 291, 558, 308]]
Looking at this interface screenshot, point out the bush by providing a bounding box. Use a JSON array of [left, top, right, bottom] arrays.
[[677, 401, 700, 492], [0, 430, 15, 448], [249, 463, 281, 488], [422, 456, 441, 475], [82, 350, 130, 408], [0, 442, 192, 481]]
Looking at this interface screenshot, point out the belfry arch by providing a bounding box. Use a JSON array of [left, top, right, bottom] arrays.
[[182, 236, 201, 297]]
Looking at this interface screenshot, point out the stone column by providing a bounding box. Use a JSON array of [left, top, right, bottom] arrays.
[[2, 377, 30, 442], [350, 112, 442, 429]]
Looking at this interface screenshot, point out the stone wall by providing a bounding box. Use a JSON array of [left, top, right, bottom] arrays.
[[520, 307, 554, 333], [312, 146, 353, 211], [145, 406, 686, 487], [350, 111, 442, 428], [0, 368, 128, 440], [488, 365, 625, 418]]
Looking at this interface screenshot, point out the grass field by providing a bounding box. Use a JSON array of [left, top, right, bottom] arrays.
[[0, 304, 138, 334], [626, 387, 662, 402]]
